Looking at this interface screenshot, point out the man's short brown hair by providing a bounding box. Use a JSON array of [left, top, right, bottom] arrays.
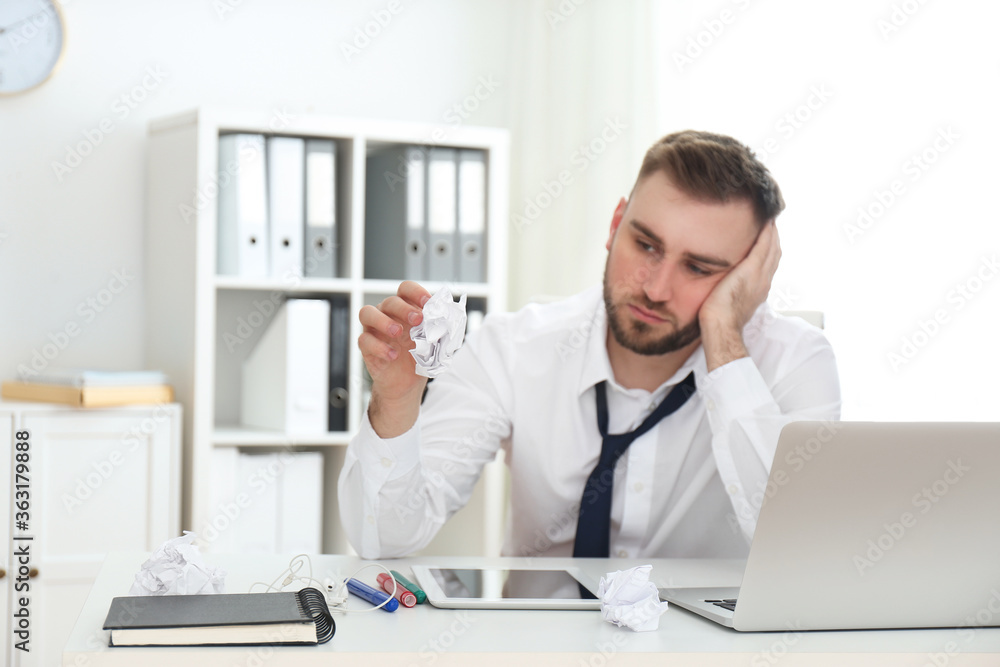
[[632, 130, 785, 227]]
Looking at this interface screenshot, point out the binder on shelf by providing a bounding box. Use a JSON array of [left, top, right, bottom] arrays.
[[304, 139, 338, 278], [457, 149, 487, 283], [361, 364, 373, 423], [210, 450, 323, 555], [266, 136, 306, 281], [406, 148, 428, 280], [241, 298, 330, 434], [467, 307, 486, 336], [328, 295, 350, 432], [103, 588, 336, 646], [209, 447, 240, 553], [427, 147, 458, 282], [236, 452, 279, 554], [364, 145, 427, 281], [277, 451, 323, 554], [217, 133, 269, 278]]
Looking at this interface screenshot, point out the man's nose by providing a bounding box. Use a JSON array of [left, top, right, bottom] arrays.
[[642, 260, 675, 304]]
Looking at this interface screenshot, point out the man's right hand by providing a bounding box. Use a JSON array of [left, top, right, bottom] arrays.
[[357, 280, 432, 438]]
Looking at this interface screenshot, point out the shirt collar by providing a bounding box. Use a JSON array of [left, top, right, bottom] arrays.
[[576, 287, 707, 398]]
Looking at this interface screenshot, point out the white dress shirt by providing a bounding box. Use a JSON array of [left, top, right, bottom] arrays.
[[338, 286, 841, 559]]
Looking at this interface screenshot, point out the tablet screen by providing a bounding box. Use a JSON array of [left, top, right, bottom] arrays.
[[426, 568, 598, 600]]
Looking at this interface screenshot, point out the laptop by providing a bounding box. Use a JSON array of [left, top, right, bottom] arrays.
[[661, 421, 1000, 631]]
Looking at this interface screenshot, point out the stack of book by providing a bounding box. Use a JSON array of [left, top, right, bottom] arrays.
[[1, 370, 173, 407]]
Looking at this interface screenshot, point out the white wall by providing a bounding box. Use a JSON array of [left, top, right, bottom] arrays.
[[2, 0, 997, 423]]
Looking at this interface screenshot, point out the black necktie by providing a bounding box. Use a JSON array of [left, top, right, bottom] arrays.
[[572, 371, 697, 558]]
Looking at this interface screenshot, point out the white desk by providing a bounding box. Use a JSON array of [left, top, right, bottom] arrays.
[[63, 552, 1000, 666]]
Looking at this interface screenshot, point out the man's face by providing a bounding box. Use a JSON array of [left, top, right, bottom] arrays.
[[603, 170, 759, 356]]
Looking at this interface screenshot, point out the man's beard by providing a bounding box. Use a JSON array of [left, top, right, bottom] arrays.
[[603, 273, 702, 356]]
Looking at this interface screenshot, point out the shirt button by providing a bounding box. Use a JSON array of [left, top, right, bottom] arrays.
[[633, 482, 644, 492], [727, 484, 739, 496], [366, 515, 376, 525], [706, 399, 717, 411], [380, 457, 393, 468], [617, 550, 629, 558]]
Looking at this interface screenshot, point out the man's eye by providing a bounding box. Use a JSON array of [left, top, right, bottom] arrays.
[[636, 239, 656, 253], [688, 263, 711, 276]]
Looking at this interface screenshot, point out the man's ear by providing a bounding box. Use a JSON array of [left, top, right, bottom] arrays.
[[606, 197, 628, 251]]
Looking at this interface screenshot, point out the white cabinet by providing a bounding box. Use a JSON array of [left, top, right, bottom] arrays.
[[143, 108, 509, 557], [1, 402, 181, 667]]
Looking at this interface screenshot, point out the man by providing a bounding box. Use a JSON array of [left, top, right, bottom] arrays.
[[339, 130, 840, 560]]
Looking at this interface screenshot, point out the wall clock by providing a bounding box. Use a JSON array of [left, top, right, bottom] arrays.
[[0, 0, 66, 95]]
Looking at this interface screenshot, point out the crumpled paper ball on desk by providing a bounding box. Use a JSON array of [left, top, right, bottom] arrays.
[[128, 532, 227, 596], [598, 564, 670, 631]]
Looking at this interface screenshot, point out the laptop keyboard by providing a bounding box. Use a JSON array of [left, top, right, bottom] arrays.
[[705, 598, 737, 612]]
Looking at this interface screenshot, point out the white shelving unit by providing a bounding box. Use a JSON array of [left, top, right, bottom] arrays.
[[143, 108, 509, 556]]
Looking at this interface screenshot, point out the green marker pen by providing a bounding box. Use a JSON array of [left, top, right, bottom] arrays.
[[390, 570, 427, 604]]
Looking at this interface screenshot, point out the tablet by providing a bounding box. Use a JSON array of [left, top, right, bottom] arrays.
[[410, 565, 601, 610]]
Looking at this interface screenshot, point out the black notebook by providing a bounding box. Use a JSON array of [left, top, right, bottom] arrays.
[[103, 587, 335, 646]]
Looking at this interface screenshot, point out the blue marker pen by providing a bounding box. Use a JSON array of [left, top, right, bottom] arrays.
[[347, 577, 399, 612]]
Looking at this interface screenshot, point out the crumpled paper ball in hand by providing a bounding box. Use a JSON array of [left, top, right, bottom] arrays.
[[409, 287, 468, 378], [128, 532, 227, 596], [597, 564, 669, 631]]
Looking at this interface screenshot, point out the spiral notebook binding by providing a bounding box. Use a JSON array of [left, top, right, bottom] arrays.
[[296, 587, 336, 644]]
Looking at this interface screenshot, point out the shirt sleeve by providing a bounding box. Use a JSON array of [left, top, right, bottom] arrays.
[[697, 319, 842, 543], [338, 317, 513, 559]]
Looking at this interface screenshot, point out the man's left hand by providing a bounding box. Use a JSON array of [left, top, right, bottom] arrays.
[[699, 221, 781, 372]]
